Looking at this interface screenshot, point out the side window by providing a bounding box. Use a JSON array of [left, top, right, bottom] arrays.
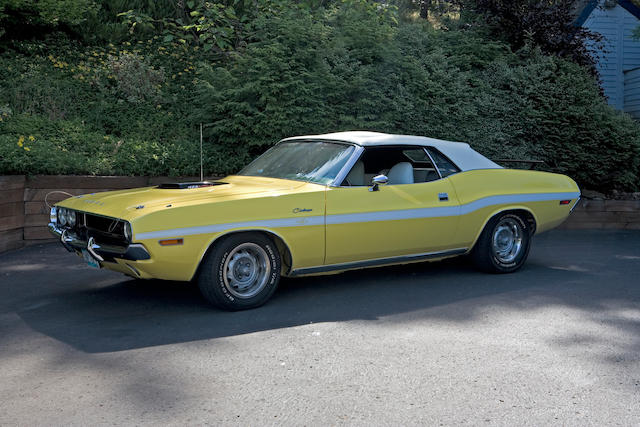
[[403, 148, 440, 183], [342, 146, 442, 186], [402, 148, 430, 162], [426, 147, 460, 178]]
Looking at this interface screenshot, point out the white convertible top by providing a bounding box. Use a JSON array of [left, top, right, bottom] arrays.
[[282, 131, 502, 171]]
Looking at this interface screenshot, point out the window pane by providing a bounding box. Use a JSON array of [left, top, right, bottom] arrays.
[[239, 141, 355, 185], [426, 147, 460, 177], [403, 148, 430, 162]]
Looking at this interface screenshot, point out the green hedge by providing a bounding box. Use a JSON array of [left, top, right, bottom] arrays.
[[196, 4, 640, 191], [1, 1, 640, 192]]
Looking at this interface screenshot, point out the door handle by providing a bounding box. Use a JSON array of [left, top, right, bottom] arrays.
[[438, 192, 449, 202]]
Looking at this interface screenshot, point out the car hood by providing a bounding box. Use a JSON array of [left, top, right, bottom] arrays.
[[56, 175, 317, 221]]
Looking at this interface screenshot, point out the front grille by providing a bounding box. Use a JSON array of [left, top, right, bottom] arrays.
[[76, 213, 128, 246]]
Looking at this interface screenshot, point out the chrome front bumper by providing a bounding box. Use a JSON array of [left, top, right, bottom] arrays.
[[48, 223, 150, 262]]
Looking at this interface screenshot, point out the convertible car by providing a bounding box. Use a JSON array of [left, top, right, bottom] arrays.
[[49, 131, 580, 310]]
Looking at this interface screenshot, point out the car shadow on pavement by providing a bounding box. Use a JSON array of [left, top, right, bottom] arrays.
[[2, 230, 640, 354], [11, 259, 514, 353]]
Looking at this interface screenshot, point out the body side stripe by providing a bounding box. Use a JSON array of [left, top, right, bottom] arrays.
[[135, 216, 325, 240], [134, 191, 580, 240]]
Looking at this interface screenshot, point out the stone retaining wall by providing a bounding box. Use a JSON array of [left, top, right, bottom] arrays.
[[559, 199, 640, 230], [0, 176, 26, 253], [1, 175, 639, 253]]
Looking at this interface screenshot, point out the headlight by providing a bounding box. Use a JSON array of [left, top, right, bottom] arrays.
[[59, 208, 67, 226], [50, 206, 57, 224], [123, 221, 132, 242], [67, 210, 76, 227]]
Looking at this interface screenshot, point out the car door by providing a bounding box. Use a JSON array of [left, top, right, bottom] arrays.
[[324, 147, 462, 265]]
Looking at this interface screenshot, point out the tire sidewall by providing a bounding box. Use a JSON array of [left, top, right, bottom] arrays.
[[203, 233, 281, 310]]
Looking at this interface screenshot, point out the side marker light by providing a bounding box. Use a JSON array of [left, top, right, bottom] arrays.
[[159, 238, 184, 246]]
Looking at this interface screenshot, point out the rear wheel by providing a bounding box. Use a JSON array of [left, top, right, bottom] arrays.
[[471, 212, 531, 273], [198, 233, 281, 310]]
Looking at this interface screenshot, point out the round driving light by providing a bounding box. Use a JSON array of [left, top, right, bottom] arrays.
[[59, 208, 67, 226], [67, 210, 76, 227], [123, 222, 132, 242], [50, 206, 57, 224]]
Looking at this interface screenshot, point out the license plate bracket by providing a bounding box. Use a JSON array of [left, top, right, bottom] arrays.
[[82, 249, 100, 268]]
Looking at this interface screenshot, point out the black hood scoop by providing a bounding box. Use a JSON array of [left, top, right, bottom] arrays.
[[156, 181, 228, 189]]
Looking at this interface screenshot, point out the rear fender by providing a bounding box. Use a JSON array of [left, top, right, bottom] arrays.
[[468, 207, 538, 251]]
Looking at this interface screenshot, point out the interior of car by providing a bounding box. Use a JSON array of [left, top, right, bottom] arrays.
[[342, 146, 457, 186]]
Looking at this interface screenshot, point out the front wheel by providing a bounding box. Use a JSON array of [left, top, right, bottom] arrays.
[[198, 233, 281, 310], [471, 213, 532, 273]]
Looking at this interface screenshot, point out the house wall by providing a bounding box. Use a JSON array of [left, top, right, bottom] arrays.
[[624, 66, 640, 118], [584, 2, 640, 110]]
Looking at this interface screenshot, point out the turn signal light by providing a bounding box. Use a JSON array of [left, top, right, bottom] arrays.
[[159, 238, 184, 246], [559, 200, 571, 205]]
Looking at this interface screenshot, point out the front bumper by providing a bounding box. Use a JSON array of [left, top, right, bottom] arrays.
[[48, 223, 150, 262]]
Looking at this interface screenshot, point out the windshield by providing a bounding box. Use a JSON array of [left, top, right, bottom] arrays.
[[238, 141, 355, 185]]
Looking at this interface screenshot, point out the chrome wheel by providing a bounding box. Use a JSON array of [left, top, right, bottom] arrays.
[[491, 217, 523, 264], [222, 242, 271, 299]]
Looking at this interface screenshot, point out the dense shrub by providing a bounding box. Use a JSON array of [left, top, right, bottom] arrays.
[[0, 0, 96, 40], [461, 0, 602, 71], [0, 35, 213, 176], [195, 4, 640, 191], [1, 0, 639, 192]]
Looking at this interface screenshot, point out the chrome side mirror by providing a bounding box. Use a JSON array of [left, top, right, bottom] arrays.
[[369, 174, 388, 192]]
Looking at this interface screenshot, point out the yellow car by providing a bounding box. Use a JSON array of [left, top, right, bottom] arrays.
[[50, 131, 580, 310]]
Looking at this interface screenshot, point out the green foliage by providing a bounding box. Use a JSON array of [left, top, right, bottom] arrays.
[[0, 0, 98, 41], [195, 5, 640, 191], [0, 0, 96, 26], [102, 52, 165, 103], [0, 34, 214, 176], [117, 0, 254, 54], [458, 0, 602, 72], [183, 2, 241, 51], [0, 0, 639, 192], [474, 50, 640, 190]]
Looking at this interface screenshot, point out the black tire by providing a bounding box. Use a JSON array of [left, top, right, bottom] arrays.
[[471, 212, 532, 273], [198, 232, 281, 310]]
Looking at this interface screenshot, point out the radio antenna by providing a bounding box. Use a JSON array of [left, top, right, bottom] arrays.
[[200, 123, 203, 182]]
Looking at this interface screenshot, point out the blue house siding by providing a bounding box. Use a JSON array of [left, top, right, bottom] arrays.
[[624, 67, 640, 118], [583, 1, 640, 111]]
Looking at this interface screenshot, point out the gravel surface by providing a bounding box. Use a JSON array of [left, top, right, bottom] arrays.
[[1, 230, 639, 426]]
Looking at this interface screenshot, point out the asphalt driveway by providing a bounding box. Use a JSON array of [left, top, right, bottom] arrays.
[[1, 230, 639, 425]]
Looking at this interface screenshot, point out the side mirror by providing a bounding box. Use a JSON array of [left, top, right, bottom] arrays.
[[369, 174, 388, 192]]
